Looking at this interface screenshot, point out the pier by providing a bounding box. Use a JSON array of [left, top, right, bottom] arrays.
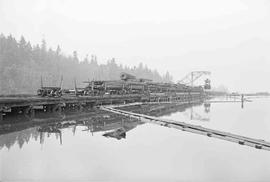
[[0, 92, 204, 121]]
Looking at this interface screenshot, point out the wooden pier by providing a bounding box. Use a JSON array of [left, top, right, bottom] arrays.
[[101, 106, 270, 151], [0, 92, 204, 121]]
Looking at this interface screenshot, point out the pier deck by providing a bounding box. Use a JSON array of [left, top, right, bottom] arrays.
[[0, 94, 142, 108], [0, 92, 204, 121], [0, 92, 203, 109]]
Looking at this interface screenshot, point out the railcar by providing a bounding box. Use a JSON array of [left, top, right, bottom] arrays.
[[37, 72, 206, 97], [37, 87, 62, 97]]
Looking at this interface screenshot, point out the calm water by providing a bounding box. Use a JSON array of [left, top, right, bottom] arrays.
[[0, 98, 270, 181]]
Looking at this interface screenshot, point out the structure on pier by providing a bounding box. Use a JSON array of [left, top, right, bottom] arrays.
[[178, 71, 211, 88]]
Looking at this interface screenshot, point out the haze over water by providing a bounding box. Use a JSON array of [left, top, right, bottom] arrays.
[[0, 98, 269, 181]]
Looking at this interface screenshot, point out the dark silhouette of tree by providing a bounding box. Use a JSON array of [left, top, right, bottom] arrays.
[[163, 71, 173, 83], [41, 38, 47, 51], [56, 45, 61, 56]]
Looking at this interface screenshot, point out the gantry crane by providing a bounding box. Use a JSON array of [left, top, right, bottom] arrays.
[[177, 71, 211, 88]]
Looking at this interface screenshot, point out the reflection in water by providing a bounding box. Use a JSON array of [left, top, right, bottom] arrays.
[[103, 128, 127, 140], [204, 103, 210, 113], [38, 125, 63, 145], [183, 103, 211, 122], [0, 127, 39, 149], [0, 102, 202, 150], [1, 99, 270, 181]]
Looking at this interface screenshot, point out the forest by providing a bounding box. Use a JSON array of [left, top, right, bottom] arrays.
[[0, 34, 173, 94]]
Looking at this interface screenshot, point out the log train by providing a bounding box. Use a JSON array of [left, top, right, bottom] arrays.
[[37, 73, 209, 97]]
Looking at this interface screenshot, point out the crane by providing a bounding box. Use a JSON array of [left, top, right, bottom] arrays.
[[177, 71, 211, 87]]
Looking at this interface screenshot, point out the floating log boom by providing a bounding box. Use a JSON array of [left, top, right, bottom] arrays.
[[100, 106, 270, 151]]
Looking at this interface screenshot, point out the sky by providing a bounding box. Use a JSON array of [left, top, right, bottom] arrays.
[[1, 0, 270, 92]]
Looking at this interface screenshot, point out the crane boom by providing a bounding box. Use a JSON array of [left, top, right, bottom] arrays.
[[178, 71, 211, 86]]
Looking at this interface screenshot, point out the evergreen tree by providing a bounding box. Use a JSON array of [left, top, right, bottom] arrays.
[[56, 45, 61, 55], [0, 34, 173, 94]]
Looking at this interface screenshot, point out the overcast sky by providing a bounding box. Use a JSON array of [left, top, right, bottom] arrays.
[[1, 0, 270, 92]]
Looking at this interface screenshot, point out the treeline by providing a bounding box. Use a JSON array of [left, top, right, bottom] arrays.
[[0, 34, 173, 94]]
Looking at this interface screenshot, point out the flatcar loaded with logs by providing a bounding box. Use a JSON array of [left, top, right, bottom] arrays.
[[37, 72, 205, 97]]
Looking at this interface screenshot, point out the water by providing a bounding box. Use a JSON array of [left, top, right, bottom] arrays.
[[0, 98, 270, 181]]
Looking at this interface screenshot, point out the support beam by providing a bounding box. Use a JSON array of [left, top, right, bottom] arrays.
[[0, 111, 3, 121], [24, 106, 35, 119], [52, 104, 62, 113], [0, 106, 3, 121], [77, 103, 83, 112], [44, 105, 52, 112]]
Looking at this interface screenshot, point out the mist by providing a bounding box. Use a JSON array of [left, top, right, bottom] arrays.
[[1, 0, 270, 92]]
